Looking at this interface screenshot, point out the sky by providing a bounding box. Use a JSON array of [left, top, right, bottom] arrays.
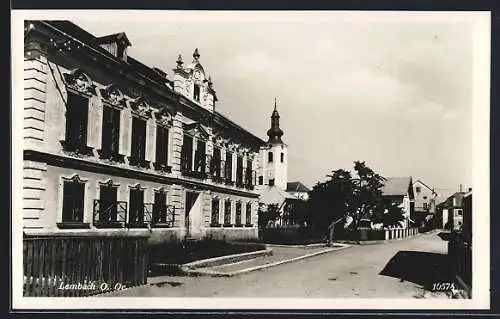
[[70, 12, 476, 200]]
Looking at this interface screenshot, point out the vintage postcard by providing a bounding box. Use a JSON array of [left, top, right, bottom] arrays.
[[11, 10, 491, 310]]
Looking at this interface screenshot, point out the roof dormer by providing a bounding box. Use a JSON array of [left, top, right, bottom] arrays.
[[95, 32, 131, 62]]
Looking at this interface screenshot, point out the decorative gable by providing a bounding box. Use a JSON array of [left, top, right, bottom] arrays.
[[172, 48, 217, 112]]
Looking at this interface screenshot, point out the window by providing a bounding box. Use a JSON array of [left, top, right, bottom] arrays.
[[211, 147, 222, 178], [259, 176, 263, 185], [269, 179, 275, 186], [129, 188, 145, 224], [130, 117, 147, 166], [211, 198, 220, 226], [61, 180, 85, 223], [155, 126, 169, 170], [181, 135, 193, 172], [245, 159, 253, 188], [194, 140, 206, 174], [64, 92, 89, 152], [193, 84, 200, 101], [100, 105, 120, 160], [225, 151, 233, 183], [245, 203, 252, 225], [268, 152, 273, 163], [280, 152, 284, 163], [236, 156, 244, 187], [224, 199, 232, 226], [152, 191, 167, 224], [95, 184, 120, 225], [235, 202, 242, 226], [423, 196, 427, 200], [416, 186, 421, 193], [423, 202, 428, 210], [457, 209, 463, 216]]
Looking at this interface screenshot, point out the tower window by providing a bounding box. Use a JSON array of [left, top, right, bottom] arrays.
[[416, 186, 421, 193], [268, 152, 273, 163], [193, 84, 200, 101], [280, 152, 284, 163], [269, 179, 275, 186], [258, 176, 263, 185]]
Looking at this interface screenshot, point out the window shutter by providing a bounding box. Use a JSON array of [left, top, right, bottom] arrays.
[[145, 119, 157, 162], [119, 107, 132, 157], [87, 97, 102, 150]]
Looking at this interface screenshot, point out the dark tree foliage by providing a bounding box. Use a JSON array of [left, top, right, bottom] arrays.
[[303, 161, 404, 232]]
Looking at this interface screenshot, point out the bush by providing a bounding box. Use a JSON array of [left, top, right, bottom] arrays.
[[148, 238, 266, 265]]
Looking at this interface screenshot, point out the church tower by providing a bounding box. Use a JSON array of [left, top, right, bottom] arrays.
[[256, 99, 288, 190]]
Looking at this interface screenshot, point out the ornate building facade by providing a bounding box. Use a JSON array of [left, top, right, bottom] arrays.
[[23, 21, 265, 243]]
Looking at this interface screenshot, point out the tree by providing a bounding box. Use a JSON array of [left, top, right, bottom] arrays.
[[349, 161, 387, 229], [306, 169, 355, 232], [305, 161, 398, 232], [381, 203, 406, 227]]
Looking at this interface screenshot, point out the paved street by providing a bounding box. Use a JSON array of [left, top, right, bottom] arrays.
[[103, 231, 452, 298]]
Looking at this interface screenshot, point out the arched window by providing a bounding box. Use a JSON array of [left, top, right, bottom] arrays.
[[268, 152, 273, 163]]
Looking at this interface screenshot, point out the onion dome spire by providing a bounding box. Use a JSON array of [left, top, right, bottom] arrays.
[[266, 98, 284, 145], [193, 48, 200, 61]]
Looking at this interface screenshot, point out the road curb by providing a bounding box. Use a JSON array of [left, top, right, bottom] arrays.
[[183, 245, 351, 277]]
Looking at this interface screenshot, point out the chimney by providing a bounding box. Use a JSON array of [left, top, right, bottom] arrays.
[[459, 184, 463, 192], [468, 187, 472, 192]]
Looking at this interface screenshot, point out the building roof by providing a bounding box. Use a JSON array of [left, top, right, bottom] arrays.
[[286, 181, 311, 193], [259, 186, 296, 205], [381, 177, 413, 196], [439, 192, 466, 208], [413, 179, 437, 195], [32, 20, 266, 148]]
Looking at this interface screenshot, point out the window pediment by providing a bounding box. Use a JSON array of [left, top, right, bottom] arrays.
[[129, 96, 153, 118], [155, 107, 173, 126], [183, 122, 210, 140], [62, 174, 87, 183], [100, 84, 125, 107], [64, 69, 96, 95]]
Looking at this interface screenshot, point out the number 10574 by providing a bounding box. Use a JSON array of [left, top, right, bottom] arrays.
[[431, 282, 456, 291]]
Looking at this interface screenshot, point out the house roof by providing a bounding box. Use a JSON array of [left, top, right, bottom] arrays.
[[286, 181, 311, 193], [258, 186, 296, 205], [413, 179, 437, 195], [381, 177, 413, 196]]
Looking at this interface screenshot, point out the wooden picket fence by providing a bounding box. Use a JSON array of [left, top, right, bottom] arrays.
[[23, 235, 149, 297]]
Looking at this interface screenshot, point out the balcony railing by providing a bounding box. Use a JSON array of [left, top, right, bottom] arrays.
[[153, 162, 172, 173], [128, 156, 150, 168], [93, 200, 127, 228], [149, 204, 176, 227], [181, 150, 208, 180], [126, 203, 152, 228]]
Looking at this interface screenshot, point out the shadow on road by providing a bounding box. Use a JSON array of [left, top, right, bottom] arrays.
[[379, 250, 453, 290], [437, 231, 452, 241]]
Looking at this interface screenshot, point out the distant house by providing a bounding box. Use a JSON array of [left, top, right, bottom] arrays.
[[437, 190, 469, 230], [381, 177, 415, 228], [412, 180, 438, 227], [286, 181, 311, 201]]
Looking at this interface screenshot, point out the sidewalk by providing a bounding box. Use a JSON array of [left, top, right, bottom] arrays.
[[148, 244, 350, 282]]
